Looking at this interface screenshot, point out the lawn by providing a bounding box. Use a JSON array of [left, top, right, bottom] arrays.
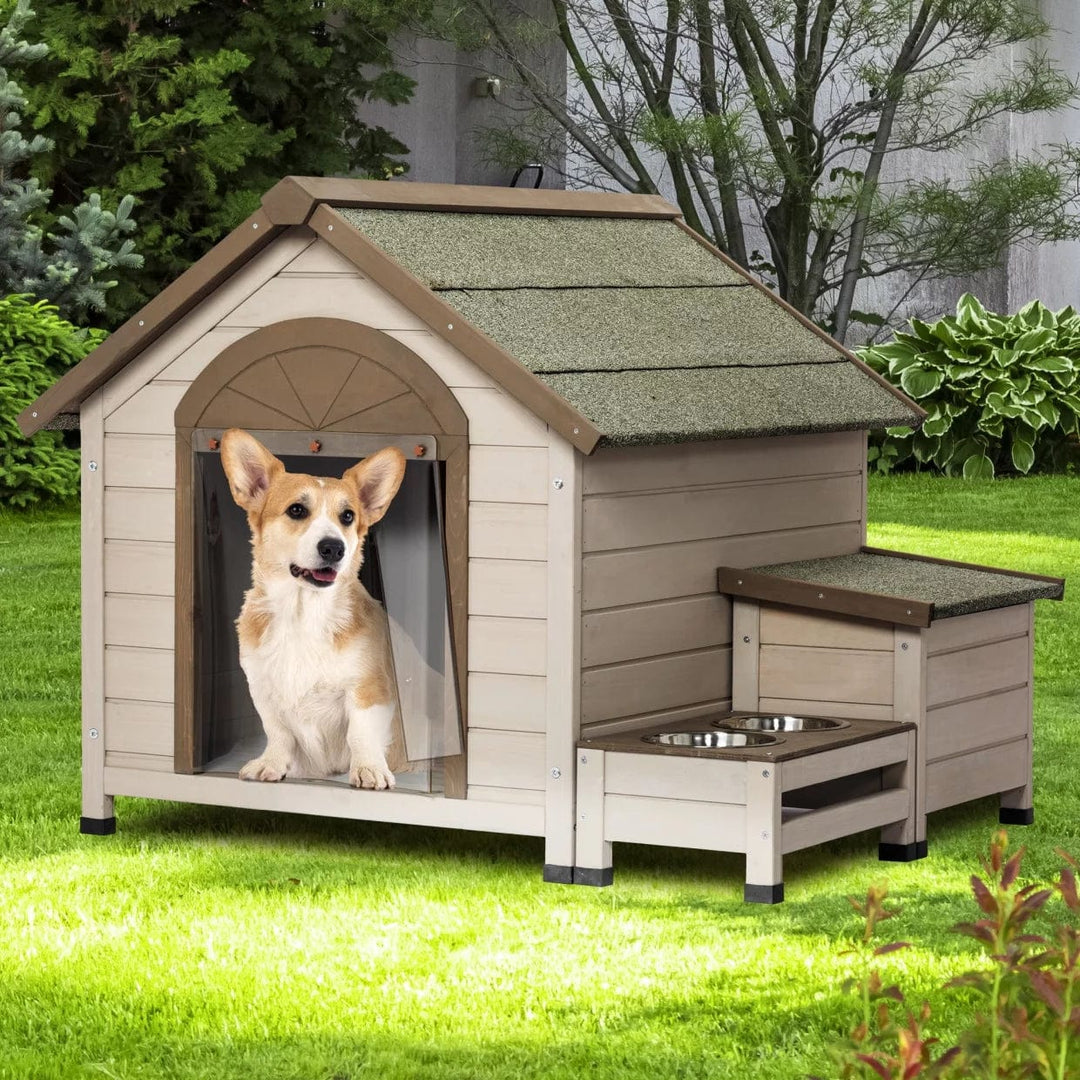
[[0, 475, 1077, 1080]]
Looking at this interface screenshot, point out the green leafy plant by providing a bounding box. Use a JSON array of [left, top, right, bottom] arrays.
[[859, 295, 1080, 479], [817, 832, 1080, 1079], [0, 293, 104, 506]]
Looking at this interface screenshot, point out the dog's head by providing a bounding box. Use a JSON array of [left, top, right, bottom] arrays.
[[219, 429, 406, 590]]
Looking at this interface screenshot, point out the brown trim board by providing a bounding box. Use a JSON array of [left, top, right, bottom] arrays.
[[861, 546, 1066, 595], [19, 208, 283, 436], [671, 220, 927, 425], [309, 203, 603, 454], [717, 565, 934, 628], [263, 175, 681, 220]]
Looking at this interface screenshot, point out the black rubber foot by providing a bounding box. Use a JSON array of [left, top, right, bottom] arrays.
[[744, 883, 784, 904], [573, 866, 614, 887], [80, 816, 116, 836], [543, 863, 574, 885], [879, 840, 928, 862], [1000, 807, 1035, 826]]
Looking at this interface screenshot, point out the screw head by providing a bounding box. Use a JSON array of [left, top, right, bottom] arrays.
[[309, 440, 322, 454], [87, 461, 98, 472], [447, 323, 454, 330], [760, 831, 769, 840], [414, 444, 427, 457], [901, 642, 909, 651], [742, 635, 751, 644], [552, 478, 564, 490], [550, 766, 561, 780], [580, 754, 587, 764], [761, 768, 770, 778], [88, 728, 99, 740]]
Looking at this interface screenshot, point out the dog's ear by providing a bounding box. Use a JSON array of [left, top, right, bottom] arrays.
[[220, 429, 284, 512], [343, 447, 407, 525]]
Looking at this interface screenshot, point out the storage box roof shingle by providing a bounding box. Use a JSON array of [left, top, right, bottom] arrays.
[[19, 177, 922, 449]]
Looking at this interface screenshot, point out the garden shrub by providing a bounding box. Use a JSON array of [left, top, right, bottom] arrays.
[[0, 293, 104, 507], [858, 295, 1080, 479]]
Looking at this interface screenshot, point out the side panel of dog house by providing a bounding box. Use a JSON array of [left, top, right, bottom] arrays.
[[97, 235, 552, 823], [578, 432, 866, 736]]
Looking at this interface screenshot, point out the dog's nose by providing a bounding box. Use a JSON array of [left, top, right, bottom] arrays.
[[317, 537, 346, 564]]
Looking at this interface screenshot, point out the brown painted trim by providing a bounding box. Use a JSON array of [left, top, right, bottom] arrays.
[[310, 203, 603, 454], [174, 427, 198, 773], [260, 176, 320, 225], [271, 175, 680, 219], [19, 209, 282, 436], [671, 220, 927, 425], [717, 565, 934, 628], [441, 435, 468, 800], [861, 546, 1066, 596]]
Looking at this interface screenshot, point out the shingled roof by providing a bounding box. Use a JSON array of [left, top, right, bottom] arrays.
[[19, 177, 923, 450]]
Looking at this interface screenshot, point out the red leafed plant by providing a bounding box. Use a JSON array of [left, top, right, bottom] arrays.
[[813, 831, 1080, 1079]]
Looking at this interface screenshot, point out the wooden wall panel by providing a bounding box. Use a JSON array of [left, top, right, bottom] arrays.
[[469, 560, 546, 619], [104, 434, 174, 489], [926, 605, 1030, 656], [105, 594, 174, 650], [467, 729, 545, 790], [469, 617, 547, 676], [926, 637, 1030, 708], [925, 742, 1027, 814], [758, 644, 894, 706], [105, 383, 187, 435], [104, 700, 174, 756], [105, 646, 173, 703], [104, 489, 174, 543], [470, 446, 548, 503], [925, 686, 1030, 763], [467, 674, 546, 732], [104, 540, 174, 598], [759, 606, 893, 651], [468, 504, 547, 561]]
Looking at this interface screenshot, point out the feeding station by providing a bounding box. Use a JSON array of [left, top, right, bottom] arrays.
[[19, 177, 1064, 902]]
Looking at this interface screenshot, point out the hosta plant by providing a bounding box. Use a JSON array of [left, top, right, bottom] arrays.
[[858, 296, 1080, 478]]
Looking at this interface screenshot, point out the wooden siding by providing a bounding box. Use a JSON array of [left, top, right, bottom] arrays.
[[579, 432, 864, 730], [97, 236, 551, 805]]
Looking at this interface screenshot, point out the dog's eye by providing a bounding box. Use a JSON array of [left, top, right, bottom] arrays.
[[340, 509, 355, 526], [285, 503, 308, 520]]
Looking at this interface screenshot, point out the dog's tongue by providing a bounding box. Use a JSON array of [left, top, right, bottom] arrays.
[[311, 568, 337, 583]]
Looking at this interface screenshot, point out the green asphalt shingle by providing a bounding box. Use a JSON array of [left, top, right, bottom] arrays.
[[753, 552, 1064, 619]]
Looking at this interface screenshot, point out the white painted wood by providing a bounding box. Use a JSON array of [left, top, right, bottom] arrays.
[[105, 646, 173, 703], [782, 789, 910, 854], [468, 504, 547, 561], [603, 794, 747, 852], [105, 594, 174, 650], [104, 489, 174, 543], [466, 729, 546, 790], [582, 474, 863, 552], [579, 697, 733, 737], [105, 383, 187, 435], [544, 433, 582, 870], [469, 560, 547, 619], [926, 636, 1030, 708], [105, 752, 173, 773], [759, 644, 894, 706], [104, 540, 174, 598], [104, 700, 174, 757], [782, 731, 912, 792], [153, 327, 254, 384], [1001, 604, 1035, 813], [101, 230, 311, 415], [466, 785, 545, 806], [745, 763, 782, 886], [859, 430, 868, 546], [731, 600, 760, 711], [605, 752, 746, 803], [385, 330, 495, 390], [279, 238, 358, 275], [759, 606, 894, 651], [470, 446, 548, 504], [581, 523, 862, 611], [220, 273, 427, 330], [925, 741, 1028, 814], [583, 431, 864, 495], [80, 391, 112, 821], [926, 686, 1030, 763], [469, 616, 547, 676], [453, 387, 548, 447], [892, 628, 926, 842], [103, 768, 546, 835], [582, 594, 731, 668], [926, 604, 1030, 656], [575, 749, 611, 872], [104, 434, 174, 489], [757, 698, 894, 722], [879, 729, 917, 847], [467, 673, 546, 732], [581, 646, 732, 724]]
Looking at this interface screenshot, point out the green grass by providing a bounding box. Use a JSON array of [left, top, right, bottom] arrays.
[[1, 476, 1078, 1079]]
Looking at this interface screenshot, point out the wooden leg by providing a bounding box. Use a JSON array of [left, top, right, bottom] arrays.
[[1000, 603, 1035, 826], [879, 729, 925, 861], [744, 762, 783, 903], [573, 750, 613, 886]]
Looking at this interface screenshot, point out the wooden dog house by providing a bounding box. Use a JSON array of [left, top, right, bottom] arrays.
[[20, 177, 1064, 901]]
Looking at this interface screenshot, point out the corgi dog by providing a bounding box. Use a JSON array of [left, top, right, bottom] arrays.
[[219, 428, 407, 790]]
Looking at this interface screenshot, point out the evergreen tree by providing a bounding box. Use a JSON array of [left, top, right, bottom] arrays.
[[0, 0, 140, 322], [22, 0, 416, 323]]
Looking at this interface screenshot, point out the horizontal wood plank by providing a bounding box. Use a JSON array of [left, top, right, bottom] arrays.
[[580, 698, 733, 738], [104, 434, 174, 489], [603, 793, 747, 852], [384, 330, 495, 390], [453, 387, 548, 447], [104, 489, 174, 543], [469, 559, 547, 619], [468, 617, 547, 676], [582, 594, 731, 668], [926, 636, 1030, 709], [759, 605, 894, 651], [925, 741, 1028, 813], [104, 751, 173, 773], [468, 504, 547, 561], [470, 446, 548, 503], [925, 686, 1030, 763], [104, 540, 174, 597], [782, 788, 910, 854], [781, 732, 911, 792], [466, 785, 545, 806], [279, 238, 358, 275], [604, 752, 746, 803], [104, 700, 174, 756], [927, 605, 1031, 656], [466, 729, 545, 790], [105, 383, 186, 435], [757, 697, 894, 723], [467, 673, 546, 732], [105, 646, 173, 703], [154, 326, 254, 384], [759, 644, 894, 706], [105, 594, 174, 650]]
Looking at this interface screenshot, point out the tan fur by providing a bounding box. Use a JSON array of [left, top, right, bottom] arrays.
[[219, 428, 407, 788]]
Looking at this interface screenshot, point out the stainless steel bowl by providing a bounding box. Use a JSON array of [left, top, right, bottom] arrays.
[[713, 715, 849, 733], [642, 730, 779, 748]]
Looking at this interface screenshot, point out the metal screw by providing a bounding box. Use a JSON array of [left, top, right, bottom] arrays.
[[32, 411, 37, 418], [447, 323, 454, 330], [736, 579, 743, 586], [553, 478, 564, 490], [901, 642, 909, 651], [573, 427, 580, 435], [906, 609, 913, 616], [309, 440, 322, 454], [761, 769, 770, 778], [580, 755, 588, 764], [760, 831, 769, 840], [742, 635, 751, 644], [138, 320, 144, 327], [89, 728, 99, 740], [414, 445, 427, 457], [87, 461, 98, 472], [818, 592, 825, 599], [252, 222, 258, 229], [550, 767, 561, 779], [327, 224, 333, 231]]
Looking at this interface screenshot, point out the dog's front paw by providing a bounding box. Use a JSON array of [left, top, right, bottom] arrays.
[[349, 762, 395, 791], [239, 756, 288, 782]]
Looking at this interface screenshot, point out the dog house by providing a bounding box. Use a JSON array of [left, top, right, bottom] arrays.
[[20, 177, 1064, 901]]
